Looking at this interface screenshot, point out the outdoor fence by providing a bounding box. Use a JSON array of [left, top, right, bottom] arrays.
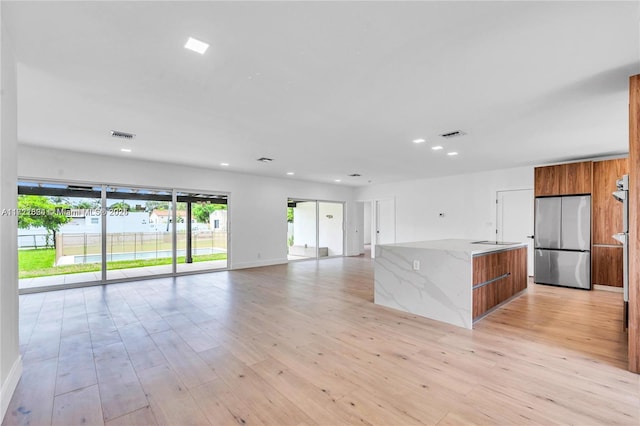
[[18, 233, 50, 249], [49, 231, 227, 263]]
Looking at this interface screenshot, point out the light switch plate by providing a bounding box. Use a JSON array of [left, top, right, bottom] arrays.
[[413, 260, 420, 270]]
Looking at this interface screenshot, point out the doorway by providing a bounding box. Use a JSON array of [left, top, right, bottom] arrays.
[[496, 189, 534, 276], [358, 198, 395, 259]]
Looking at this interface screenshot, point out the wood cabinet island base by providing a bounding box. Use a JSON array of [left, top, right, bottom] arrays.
[[374, 239, 528, 329]]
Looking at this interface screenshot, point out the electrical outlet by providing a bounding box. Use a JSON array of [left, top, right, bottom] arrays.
[[413, 260, 420, 270]]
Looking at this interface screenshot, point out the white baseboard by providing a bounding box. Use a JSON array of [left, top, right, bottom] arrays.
[[231, 258, 288, 270], [1, 356, 23, 421]]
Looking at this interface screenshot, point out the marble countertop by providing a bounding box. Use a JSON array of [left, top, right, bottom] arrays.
[[378, 239, 527, 255]]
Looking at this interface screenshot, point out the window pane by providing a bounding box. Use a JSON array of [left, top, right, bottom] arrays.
[[319, 202, 344, 256], [287, 200, 318, 260], [18, 182, 103, 290], [176, 192, 228, 273], [105, 186, 173, 280]]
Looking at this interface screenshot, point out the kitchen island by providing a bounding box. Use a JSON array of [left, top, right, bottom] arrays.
[[374, 239, 527, 329]]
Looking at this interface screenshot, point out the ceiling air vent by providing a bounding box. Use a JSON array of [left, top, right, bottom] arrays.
[[439, 130, 466, 139], [348, 173, 362, 177], [257, 157, 274, 163], [110, 130, 135, 139]]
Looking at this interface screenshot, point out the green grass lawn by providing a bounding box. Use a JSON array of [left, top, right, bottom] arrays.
[[18, 248, 227, 279], [19, 248, 56, 271]]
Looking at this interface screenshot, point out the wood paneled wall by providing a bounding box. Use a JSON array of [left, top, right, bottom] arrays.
[[563, 161, 592, 195], [591, 158, 628, 288], [534, 161, 592, 196], [593, 159, 629, 245], [628, 74, 640, 373], [592, 246, 623, 287], [534, 166, 561, 196]]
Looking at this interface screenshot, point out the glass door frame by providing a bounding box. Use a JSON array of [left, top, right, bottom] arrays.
[[174, 187, 231, 274]]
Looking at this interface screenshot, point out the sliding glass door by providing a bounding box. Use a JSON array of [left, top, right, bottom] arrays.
[[319, 201, 344, 256], [17, 180, 231, 292], [105, 186, 174, 280], [17, 181, 103, 290], [287, 199, 318, 260], [176, 192, 228, 273], [287, 199, 344, 260]]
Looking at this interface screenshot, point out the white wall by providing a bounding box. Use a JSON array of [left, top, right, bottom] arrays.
[[363, 201, 371, 245], [355, 166, 534, 243], [0, 7, 22, 420], [18, 146, 360, 269]]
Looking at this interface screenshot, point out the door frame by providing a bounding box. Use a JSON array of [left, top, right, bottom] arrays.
[[360, 198, 395, 259], [496, 188, 534, 276]]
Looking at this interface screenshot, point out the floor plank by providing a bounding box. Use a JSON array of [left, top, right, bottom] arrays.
[[51, 385, 104, 426]]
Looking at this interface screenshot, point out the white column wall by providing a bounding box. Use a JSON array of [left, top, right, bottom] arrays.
[[355, 167, 534, 244], [363, 202, 371, 245], [0, 6, 22, 420], [18, 146, 360, 269]]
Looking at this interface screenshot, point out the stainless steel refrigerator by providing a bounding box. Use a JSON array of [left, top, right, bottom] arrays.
[[534, 195, 591, 289]]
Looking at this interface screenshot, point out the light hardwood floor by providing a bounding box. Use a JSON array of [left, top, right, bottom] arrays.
[[3, 255, 639, 425]]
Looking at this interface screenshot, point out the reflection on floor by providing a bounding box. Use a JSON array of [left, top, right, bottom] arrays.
[[19, 260, 227, 291]]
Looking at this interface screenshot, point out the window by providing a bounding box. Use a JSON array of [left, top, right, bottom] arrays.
[[16, 180, 229, 292]]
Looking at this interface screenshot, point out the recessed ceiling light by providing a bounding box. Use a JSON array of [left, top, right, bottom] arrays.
[[335, 179, 342, 182], [287, 172, 295, 175], [413, 138, 426, 144], [185, 37, 209, 54], [447, 152, 459, 156], [120, 148, 132, 153], [432, 146, 443, 151], [220, 163, 229, 166]]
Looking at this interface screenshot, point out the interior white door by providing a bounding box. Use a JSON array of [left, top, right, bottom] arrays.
[[376, 198, 395, 246], [496, 189, 534, 276]]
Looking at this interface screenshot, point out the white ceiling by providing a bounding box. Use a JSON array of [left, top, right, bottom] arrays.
[[5, 1, 639, 186]]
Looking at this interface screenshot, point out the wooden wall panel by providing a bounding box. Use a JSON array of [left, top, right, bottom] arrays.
[[534, 166, 561, 196], [535, 161, 592, 197], [593, 159, 629, 245], [628, 74, 640, 373], [510, 247, 528, 294], [592, 246, 623, 287], [561, 161, 592, 195]]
